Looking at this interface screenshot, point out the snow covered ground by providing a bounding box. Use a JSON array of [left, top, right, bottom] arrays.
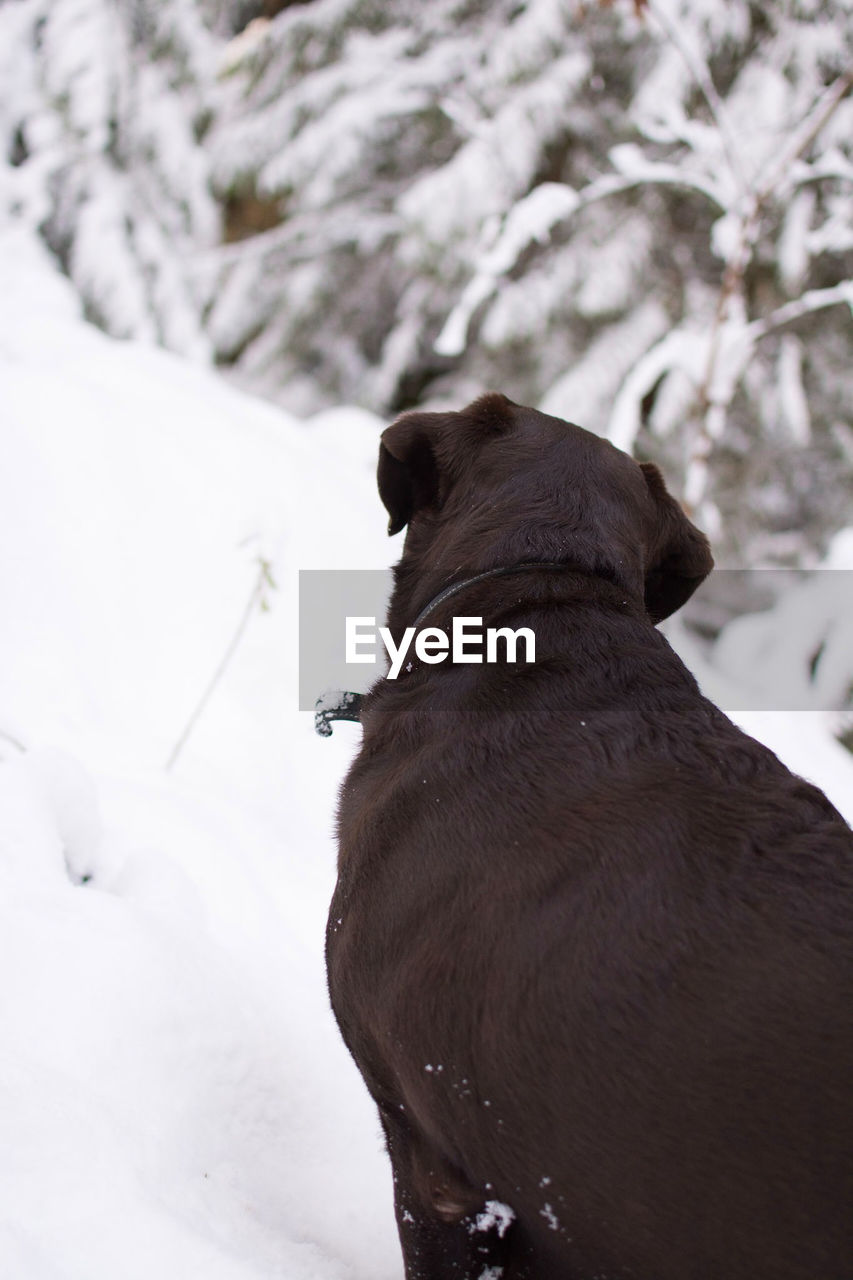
[[0, 227, 400, 1280], [1, 226, 851, 1280]]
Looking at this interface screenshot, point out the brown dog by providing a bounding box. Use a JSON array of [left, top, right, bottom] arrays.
[[327, 393, 853, 1280]]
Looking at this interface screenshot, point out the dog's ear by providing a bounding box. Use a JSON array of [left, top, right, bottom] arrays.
[[641, 463, 713, 623], [378, 395, 515, 534], [377, 413, 446, 535]]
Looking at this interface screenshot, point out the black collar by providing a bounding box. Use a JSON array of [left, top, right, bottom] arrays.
[[411, 561, 571, 628], [315, 561, 570, 736]]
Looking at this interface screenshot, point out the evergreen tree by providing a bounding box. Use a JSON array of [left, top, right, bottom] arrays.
[[2, 0, 852, 565], [0, 0, 219, 356], [208, 0, 853, 561]]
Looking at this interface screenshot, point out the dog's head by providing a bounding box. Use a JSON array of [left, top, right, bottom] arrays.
[[378, 393, 712, 626]]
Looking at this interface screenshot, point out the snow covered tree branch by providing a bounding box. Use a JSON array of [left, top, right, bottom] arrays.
[[2, 0, 852, 566]]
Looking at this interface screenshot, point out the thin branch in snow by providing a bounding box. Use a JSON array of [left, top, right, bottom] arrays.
[[0, 729, 26, 755], [165, 556, 276, 772]]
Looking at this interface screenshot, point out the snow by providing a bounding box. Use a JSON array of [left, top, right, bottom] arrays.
[[434, 183, 581, 357], [605, 323, 706, 454], [539, 1203, 560, 1232], [400, 50, 589, 249], [0, 227, 399, 1280], [471, 1201, 515, 1239], [1, 224, 852, 1280], [778, 188, 816, 295], [776, 335, 811, 446], [540, 300, 669, 434]]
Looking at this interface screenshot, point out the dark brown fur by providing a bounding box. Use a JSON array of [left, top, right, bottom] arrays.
[[327, 394, 853, 1280]]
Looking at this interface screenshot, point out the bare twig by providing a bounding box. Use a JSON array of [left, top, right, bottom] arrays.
[[593, 0, 648, 14], [165, 556, 276, 772], [753, 71, 853, 207], [685, 71, 853, 510]]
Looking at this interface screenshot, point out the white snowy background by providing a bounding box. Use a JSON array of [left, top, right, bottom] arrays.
[[1, 1, 853, 1278], [0, 227, 404, 1280]]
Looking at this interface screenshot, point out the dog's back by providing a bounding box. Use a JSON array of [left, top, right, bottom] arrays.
[[328, 395, 853, 1280]]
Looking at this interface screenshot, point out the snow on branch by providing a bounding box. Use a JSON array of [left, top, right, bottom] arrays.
[[645, 0, 746, 195], [434, 183, 580, 357], [748, 280, 853, 342], [606, 327, 706, 454], [435, 158, 727, 358], [753, 71, 853, 204]]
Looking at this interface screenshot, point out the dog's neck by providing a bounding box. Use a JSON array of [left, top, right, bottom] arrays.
[[316, 561, 642, 735], [393, 557, 636, 642]]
